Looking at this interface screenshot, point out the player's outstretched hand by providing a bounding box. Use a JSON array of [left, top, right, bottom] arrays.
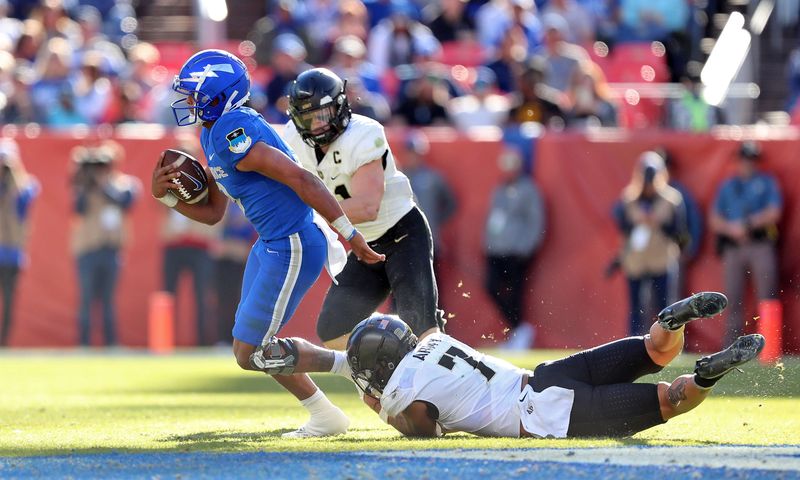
[[151, 152, 180, 199], [349, 231, 385, 264]]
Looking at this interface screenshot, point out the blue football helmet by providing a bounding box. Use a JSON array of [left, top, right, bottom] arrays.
[[171, 49, 251, 126]]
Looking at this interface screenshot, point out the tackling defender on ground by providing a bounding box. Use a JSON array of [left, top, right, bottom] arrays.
[[347, 292, 765, 438]]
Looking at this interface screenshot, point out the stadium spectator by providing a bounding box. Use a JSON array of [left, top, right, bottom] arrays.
[[447, 66, 511, 129], [0, 138, 38, 347], [72, 51, 114, 125], [565, 61, 617, 128], [302, 0, 342, 61], [0, 0, 24, 47], [483, 146, 545, 350], [506, 57, 565, 128], [612, 151, 685, 336], [477, 0, 543, 57], [327, 34, 383, 95], [71, 141, 140, 346], [317, 1, 370, 65], [484, 26, 528, 94], [348, 297, 765, 438], [345, 76, 391, 123], [246, 0, 313, 67], [29, 37, 77, 125], [665, 65, 724, 132], [13, 18, 45, 64], [1, 62, 35, 123], [710, 141, 782, 346], [262, 33, 311, 124], [160, 136, 219, 346], [118, 41, 166, 123], [29, 0, 80, 48], [540, 0, 594, 45], [537, 13, 590, 96], [424, 0, 476, 43], [393, 69, 451, 126], [72, 5, 126, 77], [366, 3, 440, 74], [212, 202, 255, 345]]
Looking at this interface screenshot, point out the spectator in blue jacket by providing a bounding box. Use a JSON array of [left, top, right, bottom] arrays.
[[710, 141, 782, 345]]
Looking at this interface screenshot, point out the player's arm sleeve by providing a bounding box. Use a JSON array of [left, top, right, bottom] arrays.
[[209, 111, 263, 170], [346, 122, 389, 175]]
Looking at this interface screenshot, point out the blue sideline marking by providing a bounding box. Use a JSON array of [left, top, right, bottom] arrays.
[[2, 448, 800, 480]]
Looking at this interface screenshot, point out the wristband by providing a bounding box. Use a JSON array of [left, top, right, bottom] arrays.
[[331, 215, 357, 241], [154, 193, 178, 208]]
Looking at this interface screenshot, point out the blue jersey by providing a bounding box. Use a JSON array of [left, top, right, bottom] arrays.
[[713, 173, 782, 222], [200, 107, 313, 241]]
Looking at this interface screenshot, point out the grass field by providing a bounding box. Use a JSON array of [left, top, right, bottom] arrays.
[[1, 349, 799, 478]]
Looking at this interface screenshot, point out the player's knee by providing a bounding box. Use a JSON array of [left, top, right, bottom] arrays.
[[657, 381, 676, 418], [249, 338, 299, 375], [235, 350, 254, 371]]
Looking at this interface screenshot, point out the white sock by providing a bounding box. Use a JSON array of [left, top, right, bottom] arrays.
[[286, 388, 350, 437], [330, 350, 351, 378], [300, 389, 335, 416]]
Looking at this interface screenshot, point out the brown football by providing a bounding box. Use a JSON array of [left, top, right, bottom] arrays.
[[161, 148, 209, 204]]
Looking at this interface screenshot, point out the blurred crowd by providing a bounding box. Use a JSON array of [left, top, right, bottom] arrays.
[[1, 0, 798, 133], [0, 0, 792, 349]]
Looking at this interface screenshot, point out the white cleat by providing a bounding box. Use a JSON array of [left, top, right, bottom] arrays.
[[281, 407, 350, 438]]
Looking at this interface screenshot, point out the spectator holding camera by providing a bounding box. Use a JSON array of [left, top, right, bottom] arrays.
[[0, 138, 39, 346], [613, 152, 685, 336], [710, 142, 782, 346], [71, 140, 140, 347]]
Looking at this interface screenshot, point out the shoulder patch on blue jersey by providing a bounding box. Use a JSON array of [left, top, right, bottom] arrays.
[[226, 127, 252, 154]]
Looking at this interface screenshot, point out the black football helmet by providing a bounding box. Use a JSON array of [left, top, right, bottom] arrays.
[[346, 314, 418, 398], [287, 67, 351, 148]]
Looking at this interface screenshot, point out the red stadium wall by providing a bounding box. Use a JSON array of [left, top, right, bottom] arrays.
[[6, 128, 800, 353]]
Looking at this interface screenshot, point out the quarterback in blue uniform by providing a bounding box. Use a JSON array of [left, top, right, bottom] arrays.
[[150, 49, 383, 438]]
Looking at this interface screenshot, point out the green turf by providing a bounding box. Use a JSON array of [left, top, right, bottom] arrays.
[[0, 349, 798, 457]]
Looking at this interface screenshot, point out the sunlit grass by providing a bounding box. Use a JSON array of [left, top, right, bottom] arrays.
[[1, 350, 797, 456]]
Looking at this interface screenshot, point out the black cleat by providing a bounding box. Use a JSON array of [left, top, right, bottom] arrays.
[[657, 292, 728, 331], [695, 334, 766, 380]]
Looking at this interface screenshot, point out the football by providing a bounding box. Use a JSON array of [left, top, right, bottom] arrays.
[[161, 148, 209, 204]]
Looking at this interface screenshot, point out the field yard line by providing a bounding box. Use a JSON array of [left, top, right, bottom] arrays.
[[368, 445, 800, 472]]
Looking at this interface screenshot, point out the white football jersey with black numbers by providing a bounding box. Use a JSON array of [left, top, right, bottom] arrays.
[[380, 333, 527, 438], [283, 114, 415, 241]]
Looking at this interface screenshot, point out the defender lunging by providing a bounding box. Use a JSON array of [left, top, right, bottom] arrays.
[[347, 292, 764, 438]]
